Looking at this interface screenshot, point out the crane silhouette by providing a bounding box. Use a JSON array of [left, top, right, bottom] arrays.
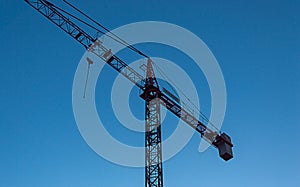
[[25, 1, 234, 186]]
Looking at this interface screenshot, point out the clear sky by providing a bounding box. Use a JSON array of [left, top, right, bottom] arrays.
[[1, 0, 299, 186]]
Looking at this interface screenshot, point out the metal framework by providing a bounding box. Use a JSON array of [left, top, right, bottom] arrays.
[[145, 98, 163, 187], [141, 59, 163, 187], [25, 0, 145, 89], [25, 1, 234, 186]]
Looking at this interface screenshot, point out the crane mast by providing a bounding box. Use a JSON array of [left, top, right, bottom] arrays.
[[143, 59, 163, 187], [24, 1, 234, 186]]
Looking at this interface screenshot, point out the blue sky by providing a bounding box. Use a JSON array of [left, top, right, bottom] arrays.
[[1, 0, 300, 186]]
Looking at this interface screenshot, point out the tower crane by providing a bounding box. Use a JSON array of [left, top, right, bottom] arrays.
[[24, 1, 234, 187]]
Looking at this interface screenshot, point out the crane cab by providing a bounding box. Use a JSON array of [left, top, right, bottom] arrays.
[[214, 133, 233, 161]]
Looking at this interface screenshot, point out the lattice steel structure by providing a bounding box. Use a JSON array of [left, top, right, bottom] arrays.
[[25, 1, 234, 187], [140, 59, 163, 187]]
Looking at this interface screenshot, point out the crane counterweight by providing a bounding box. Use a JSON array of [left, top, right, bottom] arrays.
[[214, 133, 234, 161]]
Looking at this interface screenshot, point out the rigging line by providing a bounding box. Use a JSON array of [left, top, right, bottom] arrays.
[[63, 0, 148, 58], [83, 59, 92, 99], [152, 61, 198, 111], [62, 0, 149, 58], [165, 80, 179, 99], [48, 3, 127, 45], [47, 0, 145, 56], [156, 66, 206, 124], [43, 1, 220, 131], [152, 61, 220, 132]]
